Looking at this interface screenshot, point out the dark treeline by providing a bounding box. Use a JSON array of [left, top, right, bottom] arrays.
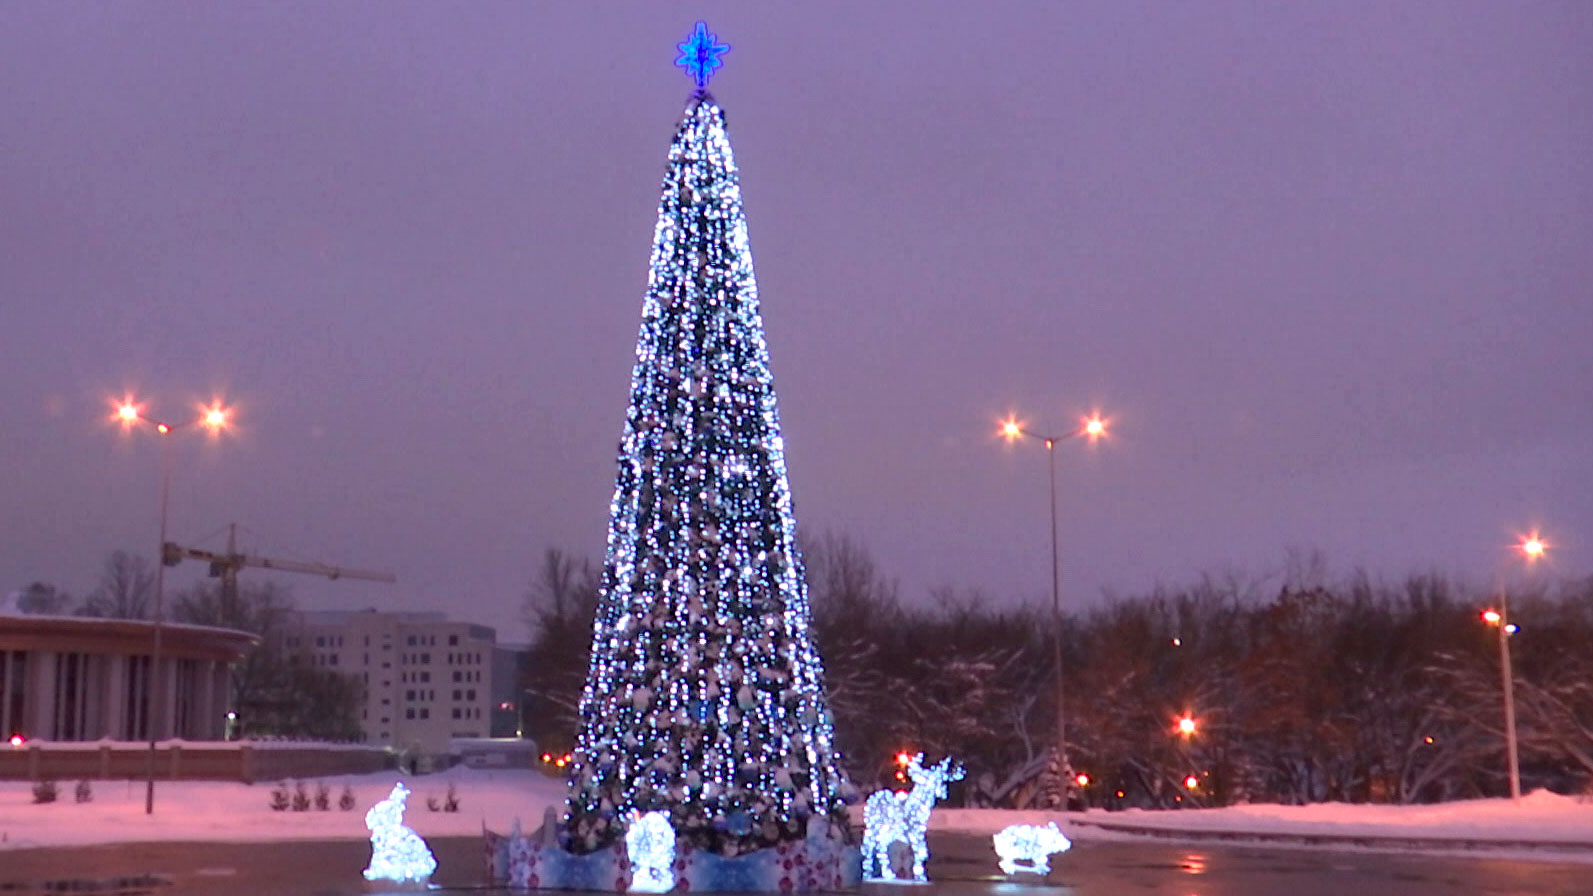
[[522, 535, 1593, 809]]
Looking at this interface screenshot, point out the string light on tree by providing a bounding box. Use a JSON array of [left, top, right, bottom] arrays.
[[561, 21, 852, 858]]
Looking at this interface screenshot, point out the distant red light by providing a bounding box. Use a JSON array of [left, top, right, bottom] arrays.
[[8, 735, 22, 747]]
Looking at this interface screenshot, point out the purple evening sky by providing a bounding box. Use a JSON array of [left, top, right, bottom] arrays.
[[3, 3, 1589, 641]]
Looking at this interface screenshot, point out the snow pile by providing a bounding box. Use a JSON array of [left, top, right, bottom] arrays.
[[4, 771, 1592, 862], [1080, 790, 1593, 844], [931, 789, 1593, 846], [0, 768, 566, 850]]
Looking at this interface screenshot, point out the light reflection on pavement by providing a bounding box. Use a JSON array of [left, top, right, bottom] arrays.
[[1, 832, 1588, 895]]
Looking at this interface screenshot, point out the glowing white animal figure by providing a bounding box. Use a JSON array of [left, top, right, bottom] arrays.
[[625, 810, 676, 893], [362, 782, 437, 883], [992, 822, 1071, 875], [862, 753, 965, 881]]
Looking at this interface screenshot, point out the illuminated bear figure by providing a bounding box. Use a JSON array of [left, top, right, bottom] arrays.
[[992, 822, 1071, 875], [625, 811, 676, 893], [363, 782, 437, 884]]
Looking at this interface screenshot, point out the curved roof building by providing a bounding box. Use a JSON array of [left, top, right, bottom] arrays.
[[0, 615, 257, 742]]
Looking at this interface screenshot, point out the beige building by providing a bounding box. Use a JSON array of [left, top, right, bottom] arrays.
[[290, 610, 495, 755]]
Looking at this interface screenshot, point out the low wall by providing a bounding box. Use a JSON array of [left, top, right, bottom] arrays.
[[0, 740, 394, 782]]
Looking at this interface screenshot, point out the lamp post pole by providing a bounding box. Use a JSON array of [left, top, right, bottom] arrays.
[[1044, 436, 1065, 793], [115, 398, 230, 815], [146, 429, 173, 815], [1496, 589, 1520, 804], [1000, 413, 1106, 808], [1485, 533, 1547, 804]]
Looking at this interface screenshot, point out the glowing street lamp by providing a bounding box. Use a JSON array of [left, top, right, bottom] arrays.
[[111, 395, 231, 814], [1488, 532, 1548, 804], [1176, 715, 1198, 737], [997, 411, 1109, 805]]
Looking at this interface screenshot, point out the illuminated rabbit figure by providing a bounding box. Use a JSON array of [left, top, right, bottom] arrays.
[[363, 782, 437, 883], [862, 754, 965, 881]]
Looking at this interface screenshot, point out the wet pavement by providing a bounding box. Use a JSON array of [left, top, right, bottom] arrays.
[[0, 832, 1588, 895]]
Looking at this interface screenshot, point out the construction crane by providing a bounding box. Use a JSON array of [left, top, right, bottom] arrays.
[[161, 524, 396, 608]]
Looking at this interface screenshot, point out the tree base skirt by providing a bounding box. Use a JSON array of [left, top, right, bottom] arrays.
[[484, 825, 862, 893]]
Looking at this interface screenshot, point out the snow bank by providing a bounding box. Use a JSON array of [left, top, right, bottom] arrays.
[[0, 767, 567, 850], [4, 771, 1591, 859]]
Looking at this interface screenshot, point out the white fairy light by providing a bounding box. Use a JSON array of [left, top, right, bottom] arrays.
[[362, 783, 437, 883], [561, 79, 850, 854], [992, 822, 1072, 875], [626, 810, 677, 892], [862, 754, 964, 881]]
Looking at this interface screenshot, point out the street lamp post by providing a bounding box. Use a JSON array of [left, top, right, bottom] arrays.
[[115, 398, 230, 814], [1484, 532, 1546, 804], [999, 413, 1106, 807]]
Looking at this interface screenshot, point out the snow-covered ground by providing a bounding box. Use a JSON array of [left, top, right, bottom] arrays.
[[3, 768, 1591, 863], [934, 790, 1593, 843]]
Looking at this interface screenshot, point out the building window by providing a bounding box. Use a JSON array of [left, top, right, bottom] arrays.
[[419, 708, 429, 719], [421, 653, 430, 664], [449, 634, 459, 646], [452, 708, 461, 720], [407, 636, 416, 646], [406, 708, 415, 720], [453, 690, 461, 701], [468, 689, 476, 701]]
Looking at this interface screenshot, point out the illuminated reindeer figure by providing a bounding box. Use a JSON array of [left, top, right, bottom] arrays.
[[862, 753, 965, 881]]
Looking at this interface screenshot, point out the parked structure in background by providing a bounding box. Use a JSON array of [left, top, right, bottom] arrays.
[[490, 643, 531, 739], [0, 613, 256, 743], [290, 610, 495, 756]]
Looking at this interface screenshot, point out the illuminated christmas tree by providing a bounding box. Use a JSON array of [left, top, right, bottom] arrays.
[[562, 23, 853, 856]]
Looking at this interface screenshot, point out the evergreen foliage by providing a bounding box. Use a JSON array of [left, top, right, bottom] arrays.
[[562, 91, 850, 855]]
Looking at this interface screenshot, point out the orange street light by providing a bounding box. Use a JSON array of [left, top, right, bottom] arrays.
[[109, 393, 233, 815], [1521, 534, 1547, 560], [1492, 532, 1549, 804], [1177, 714, 1197, 737], [995, 408, 1113, 808]]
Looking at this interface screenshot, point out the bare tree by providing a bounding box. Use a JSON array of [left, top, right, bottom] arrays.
[[520, 548, 600, 752], [77, 550, 156, 619]]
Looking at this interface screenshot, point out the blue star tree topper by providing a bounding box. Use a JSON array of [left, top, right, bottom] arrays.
[[676, 21, 731, 89]]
